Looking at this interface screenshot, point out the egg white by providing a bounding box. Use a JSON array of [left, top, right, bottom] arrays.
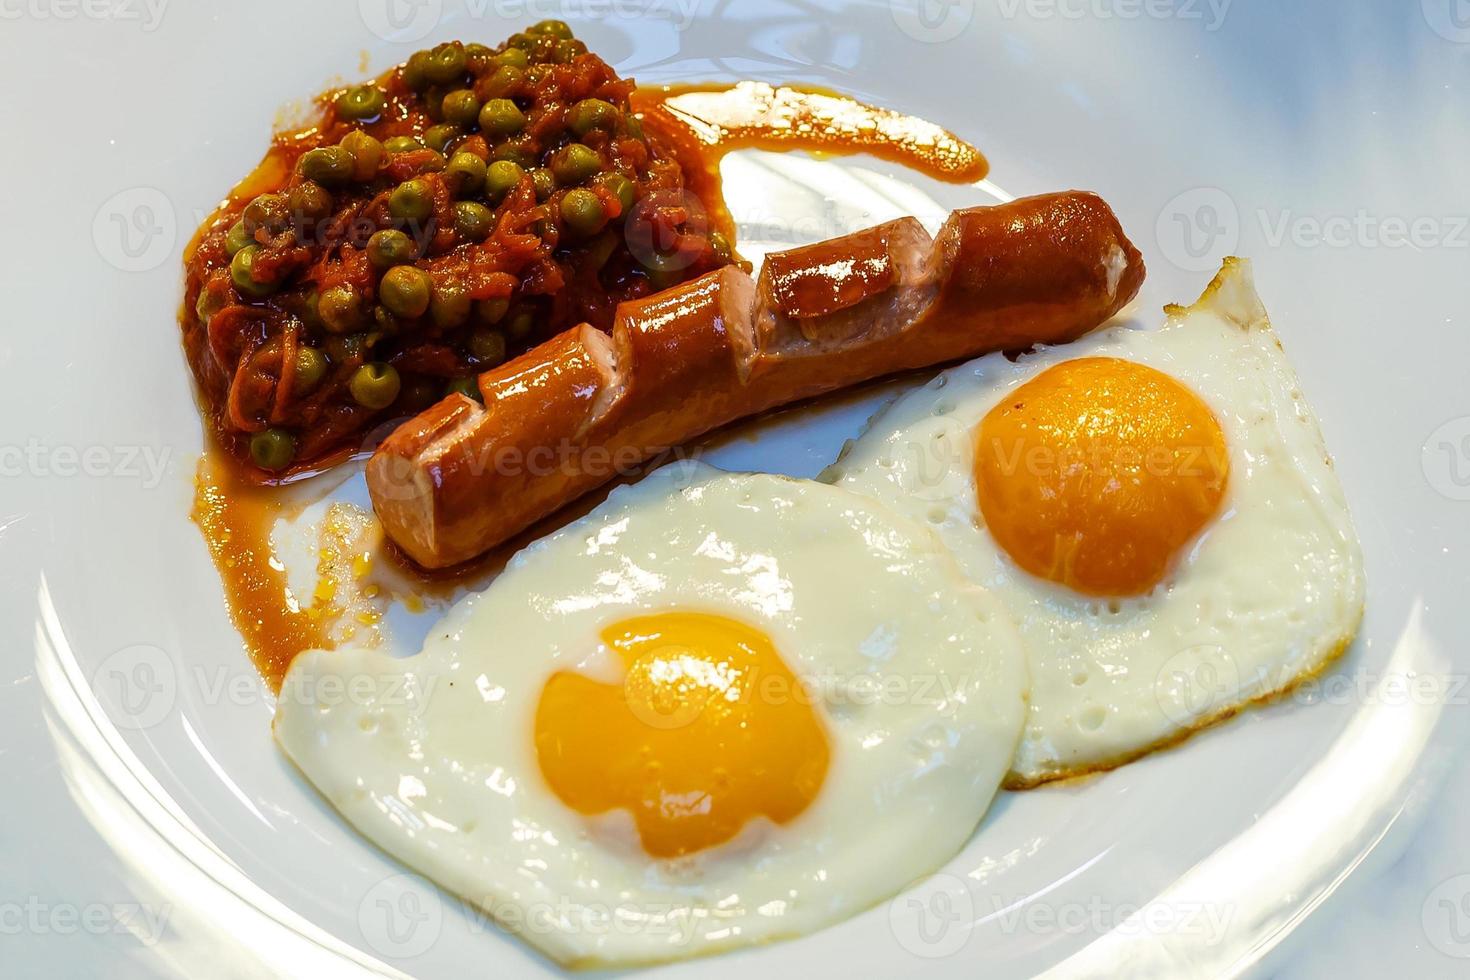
[[827, 258, 1365, 786], [274, 464, 1028, 966]]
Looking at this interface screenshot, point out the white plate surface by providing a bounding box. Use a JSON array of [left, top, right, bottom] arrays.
[[2, 2, 1469, 978]]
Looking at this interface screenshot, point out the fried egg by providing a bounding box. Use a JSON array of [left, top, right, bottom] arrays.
[[827, 258, 1365, 786], [274, 465, 1028, 965]]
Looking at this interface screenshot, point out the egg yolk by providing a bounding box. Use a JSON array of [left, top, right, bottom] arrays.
[[534, 612, 830, 858], [974, 357, 1229, 597]]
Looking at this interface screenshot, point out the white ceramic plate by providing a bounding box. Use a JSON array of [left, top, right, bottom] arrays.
[[4, 2, 1469, 977]]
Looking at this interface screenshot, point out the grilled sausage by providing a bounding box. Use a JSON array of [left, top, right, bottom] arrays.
[[368, 191, 1145, 568]]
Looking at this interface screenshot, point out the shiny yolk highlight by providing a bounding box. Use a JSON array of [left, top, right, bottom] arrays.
[[534, 612, 830, 858], [974, 358, 1229, 597]]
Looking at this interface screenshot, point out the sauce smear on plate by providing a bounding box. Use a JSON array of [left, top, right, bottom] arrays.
[[634, 81, 989, 184]]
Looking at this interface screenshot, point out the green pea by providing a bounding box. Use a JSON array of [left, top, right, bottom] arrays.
[[468, 327, 507, 366], [490, 141, 535, 169], [453, 200, 494, 241], [317, 284, 364, 333], [550, 143, 600, 185], [224, 220, 254, 257], [552, 40, 587, 64], [478, 98, 525, 138], [506, 32, 534, 50], [367, 228, 415, 269], [339, 130, 384, 181], [444, 376, 483, 402], [525, 64, 549, 86], [423, 123, 461, 154], [495, 48, 529, 69], [505, 308, 535, 340], [297, 146, 356, 185], [593, 171, 635, 214], [441, 89, 482, 128], [464, 42, 493, 69], [287, 181, 334, 227], [300, 288, 323, 330], [430, 281, 472, 328], [425, 42, 467, 84], [559, 188, 607, 237], [349, 362, 401, 409], [530, 168, 555, 202], [567, 98, 618, 136], [230, 245, 274, 298], [336, 84, 386, 121], [475, 297, 509, 325], [402, 50, 431, 91], [243, 193, 290, 235], [379, 265, 432, 318], [445, 152, 487, 196], [529, 18, 573, 39], [483, 160, 524, 202], [383, 135, 422, 154], [389, 178, 435, 223], [481, 65, 523, 99], [293, 345, 328, 392], [249, 428, 296, 471]]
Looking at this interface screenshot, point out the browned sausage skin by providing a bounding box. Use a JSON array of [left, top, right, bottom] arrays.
[[927, 191, 1145, 351], [369, 191, 1145, 568]]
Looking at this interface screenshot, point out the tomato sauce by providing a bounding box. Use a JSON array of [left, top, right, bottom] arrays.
[[633, 81, 989, 184]]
